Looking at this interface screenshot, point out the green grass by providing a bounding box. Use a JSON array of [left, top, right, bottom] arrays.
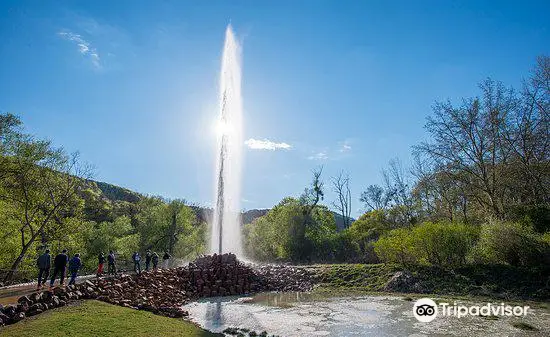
[[311, 263, 549, 301], [315, 263, 401, 291], [0, 300, 220, 337]]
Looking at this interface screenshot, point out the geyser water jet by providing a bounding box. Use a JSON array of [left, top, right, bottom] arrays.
[[211, 25, 243, 255]]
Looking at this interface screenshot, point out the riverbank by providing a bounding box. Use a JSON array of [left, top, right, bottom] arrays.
[[311, 263, 550, 301]]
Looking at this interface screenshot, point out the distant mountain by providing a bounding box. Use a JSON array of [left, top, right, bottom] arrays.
[[333, 212, 355, 231], [85, 180, 354, 229], [241, 209, 269, 225]]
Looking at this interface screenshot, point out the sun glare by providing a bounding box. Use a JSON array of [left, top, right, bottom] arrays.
[[215, 118, 232, 136]]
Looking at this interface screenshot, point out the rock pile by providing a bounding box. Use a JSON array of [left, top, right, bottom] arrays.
[[251, 264, 314, 292], [0, 253, 315, 327], [189, 253, 255, 297]]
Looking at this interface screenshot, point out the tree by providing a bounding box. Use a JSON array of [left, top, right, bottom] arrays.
[[133, 197, 199, 257], [0, 113, 92, 282], [291, 167, 325, 261], [414, 80, 516, 218], [414, 57, 549, 221], [360, 184, 391, 211], [331, 170, 352, 228]]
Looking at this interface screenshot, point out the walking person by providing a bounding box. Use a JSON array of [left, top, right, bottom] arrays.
[[132, 251, 141, 274], [162, 251, 171, 269], [107, 250, 117, 276], [145, 250, 152, 271], [68, 253, 82, 286], [97, 252, 106, 277], [152, 252, 159, 271], [36, 249, 51, 290], [49, 249, 69, 288]]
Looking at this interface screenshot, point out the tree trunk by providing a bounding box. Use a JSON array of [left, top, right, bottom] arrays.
[[168, 210, 177, 254], [3, 235, 35, 283]]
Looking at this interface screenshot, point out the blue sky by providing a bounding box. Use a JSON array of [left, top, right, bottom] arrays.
[[0, 1, 548, 216]]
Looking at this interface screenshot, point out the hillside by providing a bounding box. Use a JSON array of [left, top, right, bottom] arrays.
[[89, 180, 142, 203], [84, 180, 353, 229]]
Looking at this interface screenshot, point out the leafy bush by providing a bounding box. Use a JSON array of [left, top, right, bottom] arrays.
[[469, 221, 550, 267], [374, 222, 479, 267], [373, 228, 417, 265], [506, 205, 550, 234], [414, 222, 479, 266]]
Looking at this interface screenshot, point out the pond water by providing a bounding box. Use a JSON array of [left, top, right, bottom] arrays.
[[182, 292, 550, 336]]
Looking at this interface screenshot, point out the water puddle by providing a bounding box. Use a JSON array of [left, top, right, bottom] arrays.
[[182, 292, 550, 336]]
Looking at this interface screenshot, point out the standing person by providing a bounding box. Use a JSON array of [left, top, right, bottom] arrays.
[[145, 250, 152, 271], [97, 252, 106, 277], [36, 249, 51, 290], [132, 251, 141, 274], [49, 249, 69, 287], [151, 252, 159, 271], [107, 250, 117, 276], [68, 253, 82, 285], [162, 251, 171, 269]]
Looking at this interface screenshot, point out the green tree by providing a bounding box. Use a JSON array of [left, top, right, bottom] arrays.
[[0, 113, 91, 282]]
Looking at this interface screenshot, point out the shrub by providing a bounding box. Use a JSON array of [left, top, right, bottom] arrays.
[[506, 205, 550, 233], [374, 222, 479, 267], [414, 222, 479, 267], [469, 221, 549, 267], [374, 228, 417, 265]]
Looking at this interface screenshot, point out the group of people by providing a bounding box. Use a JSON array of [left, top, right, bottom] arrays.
[[95, 251, 119, 277], [130, 250, 171, 274], [36, 249, 172, 289], [36, 249, 82, 290]]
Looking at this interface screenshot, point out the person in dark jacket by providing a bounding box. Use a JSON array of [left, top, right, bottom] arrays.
[[162, 251, 171, 269], [107, 250, 117, 276], [68, 253, 82, 285], [97, 252, 106, 277], [145, 250, 152, 271], [36, 249, 51, 290], [132, 251, 141, 274], [50, 249, 69, 287], [151, 252, 159, 271]]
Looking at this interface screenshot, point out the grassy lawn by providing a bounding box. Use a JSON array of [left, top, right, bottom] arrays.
[[0, 300, 220, 337]]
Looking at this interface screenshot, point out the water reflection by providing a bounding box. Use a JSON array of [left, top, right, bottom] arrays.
[[205, 299, 223, 329], [183, 293, 550, 337]]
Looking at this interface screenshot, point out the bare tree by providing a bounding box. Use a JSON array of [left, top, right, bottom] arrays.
[[360, 184, 391, 211], [331, 170, 352, 228]]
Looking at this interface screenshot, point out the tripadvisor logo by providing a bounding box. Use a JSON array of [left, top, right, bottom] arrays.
[[413, 298, 438, 322], [413, 298, 530, 322]]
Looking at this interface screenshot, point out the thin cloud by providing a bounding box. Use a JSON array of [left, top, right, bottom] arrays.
[[308, 151, 329, 160], [245, 138, 292, 151], [340, 144, 352, 153], [339, 140, 352, 153], [58, 30, 101, 69]]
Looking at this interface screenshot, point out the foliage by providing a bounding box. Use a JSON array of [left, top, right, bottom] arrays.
[[374, 222, 479, 267], [373, 228, 417, 265], [0, 113, 208, 282], [469, 221, 550, 267], [243, 197, 339, 263], [412, 57, 549, 221]]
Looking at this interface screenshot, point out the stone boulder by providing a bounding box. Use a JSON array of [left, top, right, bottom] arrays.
[[383, 270, 420, 293]]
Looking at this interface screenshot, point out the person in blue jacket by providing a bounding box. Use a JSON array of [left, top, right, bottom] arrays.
[[132, 251, 141, 274], [68, 253, 82, 285]]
